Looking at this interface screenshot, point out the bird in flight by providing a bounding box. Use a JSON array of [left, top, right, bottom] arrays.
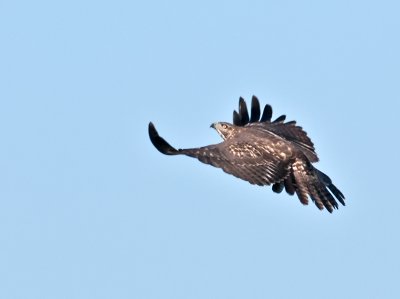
[[148, 96, 345, 212]]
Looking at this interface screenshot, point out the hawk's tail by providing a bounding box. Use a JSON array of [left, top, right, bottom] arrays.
[[148, 122, 180, 155], [274, 159, 345, 213]]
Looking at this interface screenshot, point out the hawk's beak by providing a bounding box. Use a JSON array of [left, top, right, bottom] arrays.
[[210, 123, 216, 129]]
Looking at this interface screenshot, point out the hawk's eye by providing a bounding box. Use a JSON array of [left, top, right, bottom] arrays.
[[222, 124, 227, 129]]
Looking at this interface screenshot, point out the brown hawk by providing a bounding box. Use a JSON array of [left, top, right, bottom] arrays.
[[148, 96, 345, 212]]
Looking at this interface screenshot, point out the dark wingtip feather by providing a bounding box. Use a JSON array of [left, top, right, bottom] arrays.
[[148, 122, 179, 155], [272, 182, 284, 193], [285, 120, 297, 125], [314, 186, 336, 213], [260, 104, 272, 122], [273, 115, 286, 123], [238, 97, 249, 125], [233, 110, 241, 126], [309, 194, 328, 212], [328, 184, 346, 206], [315, 168, 346, 206], [323, 201, 334, 213], [250, 95, 261, 122]]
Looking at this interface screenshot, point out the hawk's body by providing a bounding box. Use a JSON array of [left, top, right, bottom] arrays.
[[149, 96, 345, 212]]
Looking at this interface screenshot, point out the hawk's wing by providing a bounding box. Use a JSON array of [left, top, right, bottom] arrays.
[[233, 96, 318, 162], [250, 122, 317, 163], [149, 123, 292, 186], [290, 158, 345, 213]]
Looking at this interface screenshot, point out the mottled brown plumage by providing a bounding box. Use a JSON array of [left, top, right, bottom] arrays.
[[148, 96, 345, 212]]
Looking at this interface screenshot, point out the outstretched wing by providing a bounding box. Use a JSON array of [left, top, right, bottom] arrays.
[[149, 122, 292, 186]]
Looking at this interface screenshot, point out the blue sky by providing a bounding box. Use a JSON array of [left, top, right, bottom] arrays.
[[1, 1, 399, 298]]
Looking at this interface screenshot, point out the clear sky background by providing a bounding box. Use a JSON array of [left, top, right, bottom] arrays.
[[1, 1, 399, 298]]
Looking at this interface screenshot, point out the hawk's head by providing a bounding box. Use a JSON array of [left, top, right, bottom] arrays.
[[210, 122, 238, 140]]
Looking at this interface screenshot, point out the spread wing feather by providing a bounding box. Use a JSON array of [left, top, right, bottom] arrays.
[[291, 159, 344, 212], [233, 110, 241, 126], [238, 97, 249, 125], [315, 168, 345, 206], [261, 104, 273, 122], [266, 122, 318, 162], [234, 96, 318, 161], [250, 96, 261, 122], [283, 173, 296, 195], [181, 141, 292, 186], [273, 115, 286, 123]]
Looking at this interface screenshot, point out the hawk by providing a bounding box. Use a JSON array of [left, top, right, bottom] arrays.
[[148, 96, 345, 212]]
